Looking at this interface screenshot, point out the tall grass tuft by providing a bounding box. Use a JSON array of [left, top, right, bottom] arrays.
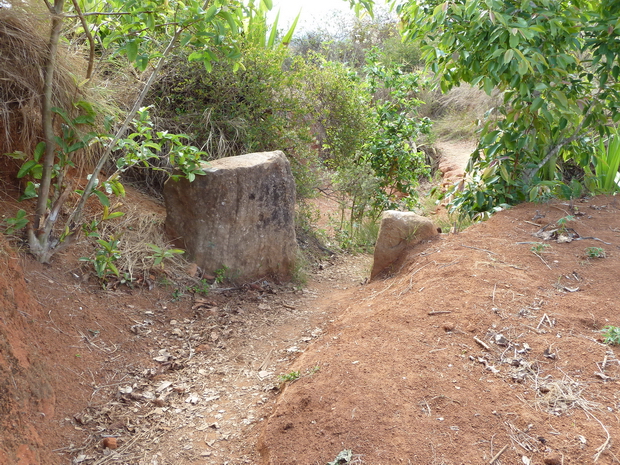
[[591, 128, 620, 193]]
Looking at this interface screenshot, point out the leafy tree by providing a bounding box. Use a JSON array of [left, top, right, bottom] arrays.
[[356, 0, 620, 216], [15, 0, 270, 262], [145, 42, 320, 197], [362, 51, 431, 212]]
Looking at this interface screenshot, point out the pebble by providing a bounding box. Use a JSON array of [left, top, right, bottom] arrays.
[[544, 454, 562, 465], [102, 437, 118, 449]]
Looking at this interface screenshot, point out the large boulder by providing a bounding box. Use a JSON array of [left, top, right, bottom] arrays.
[[371, 211, 439, 279], [163, 151, 297, 281]]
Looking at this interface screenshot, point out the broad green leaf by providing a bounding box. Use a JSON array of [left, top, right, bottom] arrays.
[[136, 55, 149, 72], [17, 160, 39, 179], [218, 11, 238, 35], [33, 142, 45, 162], [73, 114, 95, 125], [509, 32, 519, 49], [126, 40, 139, 62], [483, 77, 494, 95], [67, 142, 86, 153], [503, 49, 514, 64], [19, 182, 38, 201], [93, 190, 110, 207], [531, 96, 544, 111]]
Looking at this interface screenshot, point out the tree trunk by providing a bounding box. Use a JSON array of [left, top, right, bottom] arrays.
[[29, 0, 65, 261]]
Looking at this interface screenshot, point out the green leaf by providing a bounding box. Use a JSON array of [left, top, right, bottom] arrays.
[[108, 262, 120, 277], [531, 96, 544, 111], [17, 160, 39, 179], [483, 77, 494, 95], [126, 39, 139, 62], [509, 32, 519, 49], [267, 11, 279, 48], [93, 190, 110, 207], [281, 11, 301, 46], [19, 182, 38, 201], [218, 11, 238, 35], [503, 49, 514, 64]]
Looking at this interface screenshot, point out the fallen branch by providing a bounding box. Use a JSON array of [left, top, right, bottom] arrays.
[[428, 311, 452, 315], [489, 444, 509, 464], [474, 336, 491, 351], [461, 244, 497, 255], [533, 252, 552, 270]]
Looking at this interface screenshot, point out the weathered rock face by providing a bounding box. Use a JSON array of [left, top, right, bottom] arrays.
[[164, 151, 297, 281], [371, 211, 439, 279]]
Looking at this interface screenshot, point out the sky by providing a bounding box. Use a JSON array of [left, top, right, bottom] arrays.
[[269, 0, 385, 33]]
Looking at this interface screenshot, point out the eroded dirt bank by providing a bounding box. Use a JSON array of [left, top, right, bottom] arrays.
[[2, 195, 620, 465], [259, 198, 620, 465]]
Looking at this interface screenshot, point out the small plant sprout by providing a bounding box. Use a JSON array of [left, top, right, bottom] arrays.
[[601, 325, 620, 345], [585, 247, 606, 259], [147, 244, 185, 269], [80, 237, 122, 282], [530, 242, 550, 254], [2, 209, 29, 235], [307, 365, 320, 376], [278, 371, 301, 384], [214, 265, 230, 284], [556, 215, 575, 233], [190, 279, 211, 296]]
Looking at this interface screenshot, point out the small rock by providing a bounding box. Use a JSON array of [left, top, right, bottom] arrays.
[[185, 393, 200, 404], [195, 344, 211, 353], [544, 454, 562, 465], [186, 263, 199, 277], [102, 437, 118, 449], [442, 322, 455, 332]]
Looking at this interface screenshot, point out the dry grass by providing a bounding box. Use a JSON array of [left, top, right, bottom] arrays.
[[0, 4, 81, 155], [421, 83, 502, 141], [95, 201, 189, 283]]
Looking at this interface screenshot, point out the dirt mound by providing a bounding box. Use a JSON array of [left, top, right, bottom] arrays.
[[259, 197, 620, 464], [2, 192, 620, 465], [0, 236, 55, 464]]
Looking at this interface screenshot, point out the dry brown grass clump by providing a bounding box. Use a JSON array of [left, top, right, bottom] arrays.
[[421, 83, 502, 141], [0, 3, 81, 155]]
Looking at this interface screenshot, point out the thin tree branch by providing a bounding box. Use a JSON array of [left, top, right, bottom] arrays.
[[523, 103, 598, 183], [67, 28, 182, 232], [63, 11, 153, 17], [70, 0, 95, 80]]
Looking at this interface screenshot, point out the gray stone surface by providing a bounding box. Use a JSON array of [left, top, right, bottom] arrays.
[[371, 211, 439, 279], [163, 151, 297, 281]]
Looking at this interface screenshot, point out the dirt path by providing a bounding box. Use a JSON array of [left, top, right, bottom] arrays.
[[435, 140, 476, 181], [34, 250, 373, 465]]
